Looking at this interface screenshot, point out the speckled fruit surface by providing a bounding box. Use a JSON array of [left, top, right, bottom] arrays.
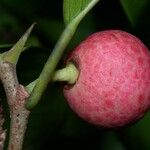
[[63, 30, 150, 128]]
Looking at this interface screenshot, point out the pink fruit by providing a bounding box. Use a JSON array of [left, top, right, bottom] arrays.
[[63, 30, 150, 128]]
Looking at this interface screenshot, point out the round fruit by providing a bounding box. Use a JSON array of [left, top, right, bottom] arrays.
[[63, 30, 150, 128]]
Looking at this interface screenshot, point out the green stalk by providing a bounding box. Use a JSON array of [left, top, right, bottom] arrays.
[[26, 0, 99, 109], [26, 63, 79, 93]]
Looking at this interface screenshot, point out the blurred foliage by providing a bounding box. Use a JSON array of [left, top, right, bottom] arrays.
[[120, 0, 150, 44], [120, 0, 148, 26], [63, 0, 92, 25], [0, 0, 150, 150]]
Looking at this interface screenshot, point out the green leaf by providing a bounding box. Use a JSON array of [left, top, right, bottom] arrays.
[[63, 0, 99, 25], [120, 0, 149, 26]]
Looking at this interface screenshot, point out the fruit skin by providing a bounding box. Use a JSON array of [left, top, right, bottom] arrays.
[[63, 30, 150, 128]]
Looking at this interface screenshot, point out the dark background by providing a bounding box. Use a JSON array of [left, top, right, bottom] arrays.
[[0, 0, 150, 149]]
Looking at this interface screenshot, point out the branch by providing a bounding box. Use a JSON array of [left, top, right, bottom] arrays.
[[0, 61, 30, 150]]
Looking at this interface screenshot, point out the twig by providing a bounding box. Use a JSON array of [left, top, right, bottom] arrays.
[[0, 61, 30, 150], [26, 0, 100, 109]]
